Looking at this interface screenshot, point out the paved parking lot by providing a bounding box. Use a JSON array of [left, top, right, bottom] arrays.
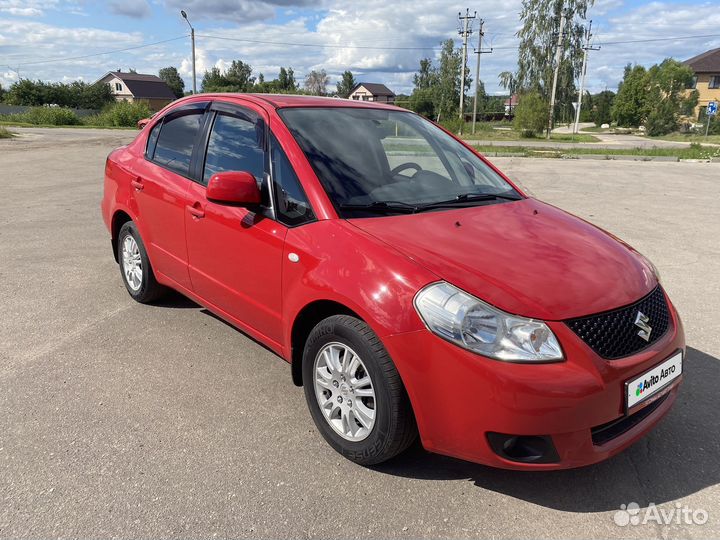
[[1, 128, 718, 538]]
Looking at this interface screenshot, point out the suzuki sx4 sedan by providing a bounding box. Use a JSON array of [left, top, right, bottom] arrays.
[[102, 94, 684, 470]]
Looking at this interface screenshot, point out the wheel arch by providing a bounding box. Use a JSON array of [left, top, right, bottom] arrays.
[[289, 300, 362, 387], [111, 209, 133, 262]]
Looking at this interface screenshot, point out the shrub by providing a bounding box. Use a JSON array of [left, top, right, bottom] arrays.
[[0, 127, 14, 138], [85, 100, 152, 127], [438, 117, 465, 133], [513, 92, 548, 137], [3, 106, 80, 125], [645, 101, 678, 136]]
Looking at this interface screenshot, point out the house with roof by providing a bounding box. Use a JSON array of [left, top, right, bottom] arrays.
[[504, 94, 519, 116], [347, 83, 396, 104], [95, 70, 177, 111], [683, 48, 720, 120]]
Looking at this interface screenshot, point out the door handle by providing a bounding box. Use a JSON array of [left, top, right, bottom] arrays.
[[186, 203, 205, 219], [131, 177, 144, 191]]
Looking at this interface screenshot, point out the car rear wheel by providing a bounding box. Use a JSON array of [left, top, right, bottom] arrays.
[[117, 221, 165, 303], [302, 315, 417, 465]]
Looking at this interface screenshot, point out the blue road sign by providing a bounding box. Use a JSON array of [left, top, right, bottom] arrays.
[[708, 101, 718, 116]]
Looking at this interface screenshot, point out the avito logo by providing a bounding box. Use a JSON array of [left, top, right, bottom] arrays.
[[635, 364, 676, 397]]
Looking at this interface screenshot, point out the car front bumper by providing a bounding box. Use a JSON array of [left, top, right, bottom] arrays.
[[382, 292, 685, 470]]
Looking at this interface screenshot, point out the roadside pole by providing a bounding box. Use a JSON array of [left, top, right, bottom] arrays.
[[458, 9, 476, 134], [547, 9, 566, 139], [705, 101, 717, 138], [573, 21, 600, 134]]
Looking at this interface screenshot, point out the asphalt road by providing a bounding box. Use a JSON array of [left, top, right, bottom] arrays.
[[1, 128, 718, 539]]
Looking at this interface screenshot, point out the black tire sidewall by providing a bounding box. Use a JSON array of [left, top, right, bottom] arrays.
[[302, 316, 397, 465], [117, 222, 154, 302]]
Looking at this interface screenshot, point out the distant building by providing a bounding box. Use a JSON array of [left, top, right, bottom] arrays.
[[504, 94, 518, 116], [347, 83, 396, 104], [95, 70, 176, 111], [683, 48, 720, 120]]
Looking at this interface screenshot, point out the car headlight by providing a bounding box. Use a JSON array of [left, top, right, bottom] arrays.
[[414, 282, 564, 362]]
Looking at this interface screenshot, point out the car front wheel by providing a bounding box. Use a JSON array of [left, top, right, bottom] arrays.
[[302, 315, 417, 466]]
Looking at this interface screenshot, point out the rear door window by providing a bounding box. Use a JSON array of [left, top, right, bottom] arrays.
[[152, 109, 204, 176]]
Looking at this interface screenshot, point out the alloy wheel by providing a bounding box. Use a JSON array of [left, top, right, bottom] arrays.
[[121, 235, 143, 292], [313, 342, 376, 441]]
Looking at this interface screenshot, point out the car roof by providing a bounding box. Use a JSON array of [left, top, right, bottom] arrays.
[[189, 93, 403, 111]]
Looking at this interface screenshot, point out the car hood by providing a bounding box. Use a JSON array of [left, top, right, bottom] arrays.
[[348, 198, 657, 321]]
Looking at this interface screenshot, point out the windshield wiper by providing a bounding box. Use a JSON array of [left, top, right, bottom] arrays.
[[338, 201, 418, 214], [413, 193, 521, 213]]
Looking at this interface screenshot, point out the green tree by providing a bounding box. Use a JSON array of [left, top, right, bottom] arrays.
[[0, 83, 6, 102], [435, 38, 470, 121], [612, 64, 648, 127], [498, 71, 517, 95], [516, 0, 592, 95], [4, 79, 113, 109], [158, 66, 185, 99], [201, 61, 255, 93], [514, 91, 548, 136], [408, 87, 436, 117], [336, 70, 356, 98], [277, 67, 298, 92], [201, 67, 225, 92], [593, 90, 614, 126], [225, 60, 255, 91], [304, 69, 329, 95], [612, 59, 696, 133], [644, 59, 698, 135], [413, 58, 435, 90]]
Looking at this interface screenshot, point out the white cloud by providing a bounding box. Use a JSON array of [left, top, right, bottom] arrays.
[[0, 0, 62, 17]]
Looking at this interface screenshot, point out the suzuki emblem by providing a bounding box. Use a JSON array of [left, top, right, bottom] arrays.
[[634, 311, 652, 342]]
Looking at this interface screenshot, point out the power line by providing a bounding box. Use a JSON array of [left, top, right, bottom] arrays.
[[5, 30, 720, 72], [12, 35, 188, 67], [598, 33, 720, 45]]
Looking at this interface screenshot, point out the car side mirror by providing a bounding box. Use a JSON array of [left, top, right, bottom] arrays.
[[206, 171, 261, 206]]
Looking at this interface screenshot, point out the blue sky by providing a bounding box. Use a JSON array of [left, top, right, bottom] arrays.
[[1, 0, 719, 96]]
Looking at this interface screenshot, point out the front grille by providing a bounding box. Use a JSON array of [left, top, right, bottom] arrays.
[[591, 393, 668, 446], [566, 286, 670, 359]]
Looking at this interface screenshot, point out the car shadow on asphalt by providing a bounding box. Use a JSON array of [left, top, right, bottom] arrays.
[[149, 290, 200, 309], [372, 346, 719, 513]]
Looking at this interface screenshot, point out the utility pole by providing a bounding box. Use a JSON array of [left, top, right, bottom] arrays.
[[457, 8, 476, 132], [573, 20, 600, 134], [181, 10, 197, 94], [471, 19, 493, 134], [547, 8, 566, 139]]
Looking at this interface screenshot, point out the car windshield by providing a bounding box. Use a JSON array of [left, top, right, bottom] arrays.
[[278, 107, 521, 217]]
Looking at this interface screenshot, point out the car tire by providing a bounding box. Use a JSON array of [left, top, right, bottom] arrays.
[[117, 221, 165, 304], [302, 315, 417, 466]]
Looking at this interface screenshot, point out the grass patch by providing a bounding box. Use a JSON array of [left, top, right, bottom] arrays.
[[651, 133, 720, 145], [0, 126, 15, 138], [472, 142, 720, 160], [0, 120, 134, 130]]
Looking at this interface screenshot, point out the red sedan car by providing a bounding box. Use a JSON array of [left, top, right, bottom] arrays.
[[101, 94, 684, 469]]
